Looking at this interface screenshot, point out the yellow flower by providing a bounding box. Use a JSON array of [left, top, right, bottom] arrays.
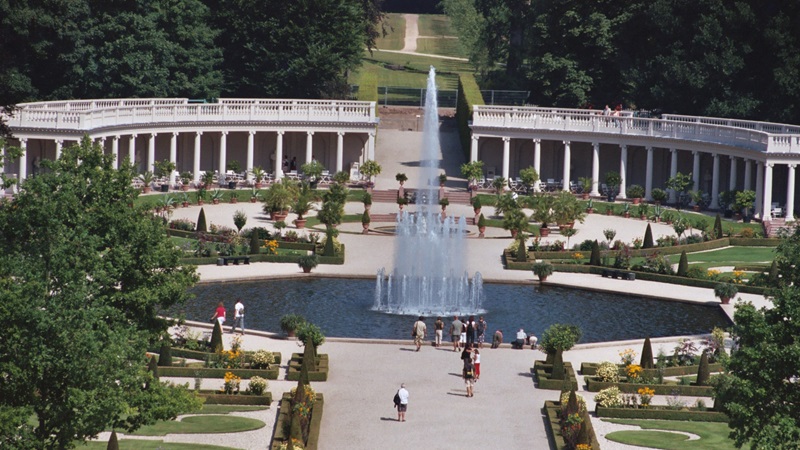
[[572, 252, 583, 260], [626, 364, 642, 380]]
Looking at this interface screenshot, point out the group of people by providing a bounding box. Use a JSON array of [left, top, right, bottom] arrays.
[[447, 315, 488, 351], [209, 299, 246, 335]]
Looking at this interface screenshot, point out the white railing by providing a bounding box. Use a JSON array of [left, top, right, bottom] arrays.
[[472, 106, 800, 154], [4, 98, 378, 131]]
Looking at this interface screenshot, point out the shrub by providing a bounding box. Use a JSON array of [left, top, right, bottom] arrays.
[[596, 361, 620, 383], [577, 239, 594, 251], [197, 208, 207, 232], [540, 324, 582, 355], [677, 250, 688, 276], [714, 282, 738, 299], [640, 337, 654, 369], [560, 390, 587, 414], [650, 188, 668, 203], [686, 265, 707, 279], [280, 314, 306, 334], [250, 350, 275, 369], [472, 196, 482, 209], [594, 387, 623, 407], [696, 352, 711, 386], [628, 184, 644, 199], [713, 213, 723, 239], [250, 231, 261, 254], [296, 322, 325, 348], [247, 376, 269, 396], [589, 240, 601, 266], [233, 210, 247, 232], [298, 254, 319, 271], [739, 227, 755, 238], [169, 218, 196, 231], [532, 261, 554, 278], [158, 342, 172, 367], [210, 320, 223, 353]]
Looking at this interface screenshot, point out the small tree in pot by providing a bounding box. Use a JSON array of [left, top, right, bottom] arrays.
[[361, 210, 371, 234], [714, 283, 738, 304], [359, 160, 382, 189], [280, 314, 306, 337], [604, 171, 621, 202], [297, 254, 319, 273], [519, 166, 540, 195], [477, 213, 486, 238], [627, 184, 644, 204], [532, 261, 554, 282]]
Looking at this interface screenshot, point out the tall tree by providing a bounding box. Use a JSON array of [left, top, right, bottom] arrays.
[[0, 137, 200, 448]]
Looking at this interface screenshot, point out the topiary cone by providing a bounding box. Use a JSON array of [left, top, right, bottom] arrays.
[[696, 351, 711, 386], [197, 207, 207, 232], [250, 230, 261, 255], [643, 223, 654, 249], [677, 251, 688, 277], [576, 411, 591, 445], [551, 349, 565, 380], [210, 320, 224, 353], [147, 355, 159, 379], [516, 235, 527, 262], [714, 213, 723, 239], [157, 342, 172, 367], [590, 240, 601, 266], [107, 430, 119, 450], [640, 337, 654, 369], [303, 336, 317, 372]]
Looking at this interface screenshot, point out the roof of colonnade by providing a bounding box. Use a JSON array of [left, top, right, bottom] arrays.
[[471, 105, 800, 164], [3, 98, 379, 139]]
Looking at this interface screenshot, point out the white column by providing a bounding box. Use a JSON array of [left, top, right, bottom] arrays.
[[170, 132, 178, 167], [669, 148, 679, 203], [619, 144, 627, 199], [366, 131, 375, 161], [762, 163, 773, 219], [710, 154, 720, 209], [590, 142, 600, 195], [55, 140, 63, 160], [645, 146, 654, 200], [470, 136, 479, 162], [744, 159, 752, 191], [755, 162, 764, 217], [305, 131, 314, 164], [219, 131, 228, 183], [335, 131, 344, 173], [246, 131, 255, 182], [729, 156, 737, 191], [128, 134, 137, 169], [18, 138, 28, 180], [562, 140, 571, 191], [193, 132, 202, 183], [692, 151, 701, 203], [111, 136, 119, 168], [533, 139, 542, 192], [147, 133, 156, 173], [276, 131, 285, 180], [502, 137, 511, 188], [786, 164, 796, 221]]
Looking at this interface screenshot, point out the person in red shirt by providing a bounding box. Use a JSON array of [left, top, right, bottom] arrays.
[[211, 302, 226, 327]]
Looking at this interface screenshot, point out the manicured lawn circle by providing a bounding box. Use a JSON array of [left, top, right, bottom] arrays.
[[604, 419, 740, 450], [128, 415, 265, 436], [606, 429, 689, 447], [82, 441, 239, 450]]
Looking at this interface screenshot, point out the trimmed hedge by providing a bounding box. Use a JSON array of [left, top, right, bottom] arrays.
[[180, 246, 345, 266], [286, 353, 329, 382], [272, 392, 324, 450], [199, 391, 272, 406], [151, 347, 282, 365], [455, 73, 484, 159], [167, 228, 197, 239], [580, 361, 723, 377], [729, 237, 780, 246], [543, 401, 601, 450], [533, 360, 578, 391], [596, 405, 727, 422], [585, 377, 714, 397], [159, 366, 279, 380]]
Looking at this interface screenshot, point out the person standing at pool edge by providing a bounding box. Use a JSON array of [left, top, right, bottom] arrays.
[[230, 299, 244, 334], [450, 316, 463, 352], [434, 316, 444, 347], [412, 316, 427, 351]]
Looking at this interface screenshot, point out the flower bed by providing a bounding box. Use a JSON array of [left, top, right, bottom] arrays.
[[585, 377, 714, 397], [198, 390, 273, 406], [533, 360, 578, 391], [543, 401, 600, 450], [156, 347, 283, 365], [286, 353, 329, 382], [159, 366, 279, 380], [595, 405, 727, 422], [580, 361, 723, 378], [271, 392, 324, 450]]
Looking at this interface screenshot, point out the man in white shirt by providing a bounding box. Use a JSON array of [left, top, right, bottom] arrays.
[[513, 328, 527, 349], [231, 299, 245, 335], [396, 383, 409, 422]]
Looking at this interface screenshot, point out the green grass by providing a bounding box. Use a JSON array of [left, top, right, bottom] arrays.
[[80, 441, 240, 450], [686, 247, 775, 265], [126, 415, 265, 436], [416, 38, 466, 58], [353, 60, 459, 90], [417, 14, 456, 36], [362, 49, 475, 75], [192, 405, 267, 415], [604, 419, 738, 449], [374, 13, 405, 50]]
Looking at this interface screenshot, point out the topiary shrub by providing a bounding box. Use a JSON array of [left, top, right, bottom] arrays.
[[596, 361, 620, 383], [696, 351, 710, 386], [148, 355, 159, 380], [296, 322, 325, 348], [551, 349, 565, 380], [210, 320, 224, 353], [107, 430, 119, 450], [250, 230, 261, 254], [157, 342, 172, 367], [641, 337, 654, 369], [590, 240, 601, 266], [713, 213, 723, 239], [677, 250, 689, 277], [302, 336, 317, 372], [197, 207, 207, 232], [643, 223, 654, 249]]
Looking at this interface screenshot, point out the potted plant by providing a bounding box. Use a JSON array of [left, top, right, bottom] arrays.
[[250, 188, 261, 203], [301, 161, 324, 187], [531, 194, 554, 237], [229, 191, 239, 204], [280, 314, 306, 337], [604, 171, 621, 202], [492, 176, 507, 194], [472, 196, 482, 215], [714, 283, 738, 305], [154, 160, 176, 192], [502, 208, 529, 239], [586, 198, 594, 214], [179, 192, 190, 208], [362, 191, 372, 211], [552, 191, 585, 228], [139, 171, 154, 194], [578, 176, 593, 199], [637, 203, 650, 220], [180, 171, 193, 191], [438, 173, 448, 187], [333, 171, 350, 185], [252, 166, 266, 188], [298, 254, 319, 274], [201, 171, 215, 189], [395, 172, 408, 186], [292, 185, 314, 229], [627, 184, 644, 204], [519, 166, 540, 195], [460, 161, 484, 193], [477, 213, 487, 238], [651, 188, 668, 205], [362, 210, 371, 234], [622, 202, 631, 218], [263, 182, 294, 221], [196, 187, 207, 205], [439, 197, 449, 212], [532, 261, 554, 282], [735, 190, 756, 222], [210, 189, 224, 205], [397, 196, 408, 210], [359, 160, 382, 190]]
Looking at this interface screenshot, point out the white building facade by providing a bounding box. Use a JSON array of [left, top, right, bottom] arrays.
[[470, 106, 800, 221]]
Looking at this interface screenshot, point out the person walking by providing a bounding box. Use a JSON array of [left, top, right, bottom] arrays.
[[434, 316, 444, 347], [396, 383, 409, 422], [477, 316, 487, 349], [210, 302, 226, 327], [230, 299, 245, 334], [412, 316, 427, 351], [450, 316, 463, 352], [463, 357, 475, 397], [473, 348, 481, 380]]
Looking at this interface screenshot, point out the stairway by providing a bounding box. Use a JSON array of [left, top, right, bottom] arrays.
[[763, 219, 795, 238]]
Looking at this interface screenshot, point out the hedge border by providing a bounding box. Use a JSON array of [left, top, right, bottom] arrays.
[[533, 360, 579, 391], [580, 361, 724, 377], [729, 237, 781, 246], [180, 245, 345, 266], [286, 353, 329, 382], [153, 348, 283, 365], [159, 366, 279, 380], [585, 377, 714, 396], [198, 391, 272, 405], [456, 73, 484, 159], [596, 405, 727, 422], [271, 392, 324, 450], [543, 401, 601, 450]]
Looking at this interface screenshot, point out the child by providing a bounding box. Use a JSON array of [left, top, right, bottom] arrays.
[[473, 348, 481, 380]]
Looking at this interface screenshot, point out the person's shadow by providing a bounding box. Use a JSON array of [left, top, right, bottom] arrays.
[[379, 417, 400, 421]]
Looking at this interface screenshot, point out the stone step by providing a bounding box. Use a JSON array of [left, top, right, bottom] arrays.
[[763, 219, 794, 238]]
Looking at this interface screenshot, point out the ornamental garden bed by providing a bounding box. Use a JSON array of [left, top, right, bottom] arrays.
[[585, 377, 714, 397], [198, 390, 273, 406], [533, 360, 578, 391], [543, 401, 600, 450], [287, 353, 329, 382], [160, 366, 280, 380], [271, 392, 324, 450], [595, 405, 727, 422], [581, 361, 723, 378], [152, 347, 283, 365]]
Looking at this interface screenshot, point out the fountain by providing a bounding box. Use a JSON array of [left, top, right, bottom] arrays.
[[372, 67, 484, 316]]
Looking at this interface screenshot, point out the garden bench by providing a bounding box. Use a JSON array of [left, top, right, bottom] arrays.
[[600, 269, 635, 281], [217, 256, 251, 266]]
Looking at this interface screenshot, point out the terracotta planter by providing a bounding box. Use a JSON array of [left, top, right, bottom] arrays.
[[624, 212, 631, 218], [398, 204, 404, 211], [606, 210, 612, 216], [632, 198, 641, 205], [540, 227, 550, 237], [142, 187, 151, 194], [255, 182, 263, 189], [538, 275, 548, 282], [287, 330, 296, 338], [510, 229, 518, 239], [213, 199, 220, 205], [230, 198, 238, 204], [362, 223, 370, 234], [587, 208, 594, 214], [478, 226, 486, 238], [582, 193, 589, 200], [720, 297, 731, 305], [181, 185, 189, 192], [693, 205, 701, 212], [365, 204, 371, 211], [474, 208, 481, 216], [295, 219, 307, 229], [302, 267, 312, 274], [197, 199, 204, 206], [640, 215, 647, 220], [182, 202, 190, 208], [272, 213, 287, 222], [250, 198, 257, 203]]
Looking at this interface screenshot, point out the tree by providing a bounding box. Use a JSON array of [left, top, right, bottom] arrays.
[[0, 137, 200, 448], [540, 324, 582, 363], [696, 351, 710, 386], [589, 240, 601, 266], [714, 213, 724, 240], [714, 227, 800, 448], [677, 251, 689, 277], [666, 172, 694, 209]]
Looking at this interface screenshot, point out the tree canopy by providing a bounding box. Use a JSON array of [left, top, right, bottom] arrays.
[[0, 137, 200, 448]]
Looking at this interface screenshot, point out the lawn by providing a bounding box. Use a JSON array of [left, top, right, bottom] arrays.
[[416, 38, 466, 58], [80, 441, 240, 450], [686, 247, 775, 265], [181, 405, 267, 415], [417, 14, 456, 37], [374, 13, 405, 50], [126, 415, 265, 436], [353, 59, 460, 91], [604, 419, 738, 449]]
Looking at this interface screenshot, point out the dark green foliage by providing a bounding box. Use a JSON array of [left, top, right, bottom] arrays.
[[589, 240, 601, 266], [551, 349, 565, 380], [540, 324, 583, 355], [677, 251, 689, 277], [643, 224, 654, 249], [107, 430, 119, 450], [289, 410, 303, 443], [714, 214, 723, 240], [577, 410, 591, 445], [768, 259, 779, 283], [472, 196, 482, 210], [296, 322, 326, 348], [640, 337, 654, 370], [211, 320, 224, 353], [456, 73, 485, 157], [516, 235, 527, 262], [148, 355, 159, 380], [157, 342, 172, 367], [250, 231, 261, 254], [197, 208, 208, 232], [696, 352, 710, 386], [303, 336, 317, 372]]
